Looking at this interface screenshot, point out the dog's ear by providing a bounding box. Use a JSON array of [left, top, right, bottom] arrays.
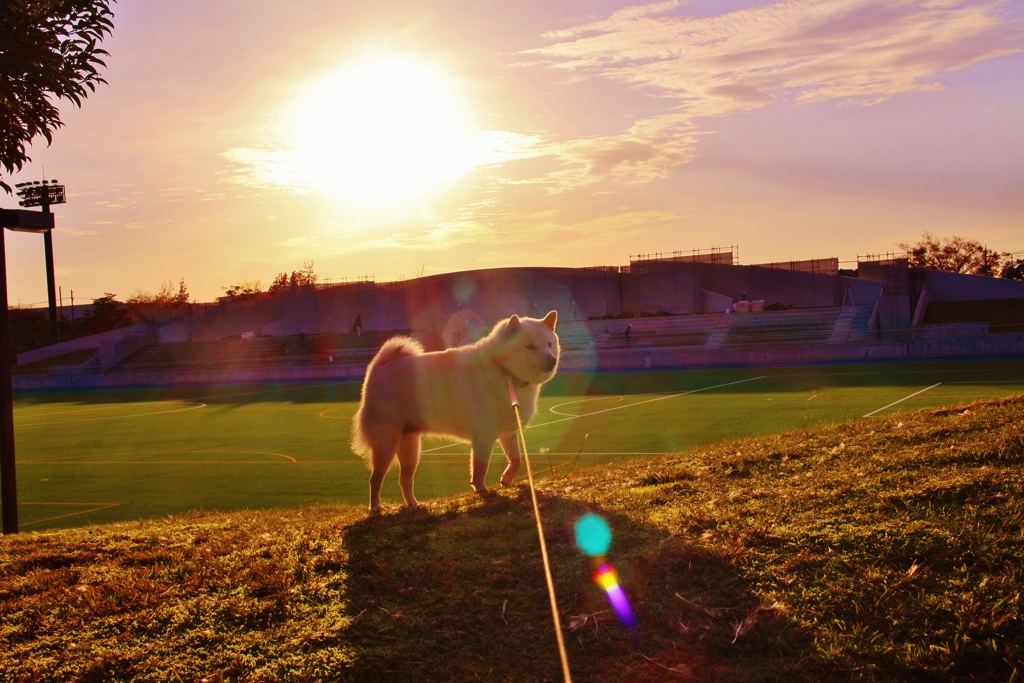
[[542, 310, 557, 331], [506, 315, 521, 336]]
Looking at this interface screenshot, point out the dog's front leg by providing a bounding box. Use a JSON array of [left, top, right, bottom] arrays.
[[497, 433, 521, 487], [469, 437, 496, 493]]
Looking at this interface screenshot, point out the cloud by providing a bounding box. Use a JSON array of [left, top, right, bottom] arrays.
[[524, 0, 1022, 188], [334, 204, 679, 258], [221, 129, 540, 198], [708, 84, 775, 104], [281, 236, 318, 248]]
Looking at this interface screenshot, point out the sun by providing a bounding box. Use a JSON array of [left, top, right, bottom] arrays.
[[291, 59, 481, 207]]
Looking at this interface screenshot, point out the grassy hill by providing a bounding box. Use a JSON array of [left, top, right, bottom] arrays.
[[2, 395, 1023, 682]]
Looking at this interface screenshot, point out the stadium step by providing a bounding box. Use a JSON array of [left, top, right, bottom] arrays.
[[703, 319, 731, 349], [827, 307, 857, 344]]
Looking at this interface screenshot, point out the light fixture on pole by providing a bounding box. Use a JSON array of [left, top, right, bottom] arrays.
[[15, 180, 66, 344]]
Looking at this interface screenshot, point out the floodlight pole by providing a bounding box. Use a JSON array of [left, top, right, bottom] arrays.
[[16, 182, 64, 344], [43, 204, 59, 344]]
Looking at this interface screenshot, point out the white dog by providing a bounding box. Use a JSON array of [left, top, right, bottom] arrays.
[[352, 311, 560, 513]]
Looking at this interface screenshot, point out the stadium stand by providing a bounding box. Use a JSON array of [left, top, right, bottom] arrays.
[[12, 258, 1022, 388]]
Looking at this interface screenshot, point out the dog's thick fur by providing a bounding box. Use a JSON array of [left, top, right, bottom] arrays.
[[352, 311, 560, 512]]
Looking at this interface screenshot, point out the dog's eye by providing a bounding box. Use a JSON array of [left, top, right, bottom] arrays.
[[526, 344, 537, 350]]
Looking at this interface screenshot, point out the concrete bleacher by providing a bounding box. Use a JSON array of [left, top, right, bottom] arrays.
[[558, 315, 717, 352], [558, 304, 876, 353], [717, 305, 875, 349], [106, 305, 878, 375], [23, 301, 1016, 390], [111, 331, 402, 374]]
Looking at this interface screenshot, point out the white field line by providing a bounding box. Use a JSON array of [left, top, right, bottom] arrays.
[[863, 383, 942, 418], [17, 402, 206, 427], [20, 502, 121, 527], [530, 376, 767, 429], [548, 396, 623, 416], [421, 375, 766, 454], [15, 401, 169, 420], [16, 382, 339, 421]]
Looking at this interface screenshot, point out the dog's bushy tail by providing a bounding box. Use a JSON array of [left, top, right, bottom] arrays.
[[366, 336, 424, 370], [351, 336, 425, 458]]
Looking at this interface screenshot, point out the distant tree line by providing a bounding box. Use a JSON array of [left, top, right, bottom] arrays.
[[12, 261, 326, 360], [898, 233, 1023, 280], [8, 279, 190, 362], [222, 261, 319, 300]]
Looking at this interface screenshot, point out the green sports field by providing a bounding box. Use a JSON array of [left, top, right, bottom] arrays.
[[8, 358, 1023, 531]]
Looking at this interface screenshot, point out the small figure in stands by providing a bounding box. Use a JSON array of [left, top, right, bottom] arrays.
[[625, 324, 633, 342], [741, 292, 748, 302]]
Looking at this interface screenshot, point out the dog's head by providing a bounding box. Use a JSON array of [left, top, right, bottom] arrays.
[[499, 310, 560, 385]]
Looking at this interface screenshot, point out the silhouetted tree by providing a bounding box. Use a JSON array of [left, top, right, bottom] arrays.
[[1002, 258, 1024, 281], [125, 278, 190, 319], [8, 306, 48, 361], [0, 0, 115, 193], [898, 232, 1009, 277], [222, 280, 264, 300], [268, 272, 289, 294], [79, 293, 130, 334], [268, 260, 319, 295]]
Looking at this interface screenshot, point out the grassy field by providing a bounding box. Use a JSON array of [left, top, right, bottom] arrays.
[[8, 358, 1024, 530], [2, 393, 1022, 681]]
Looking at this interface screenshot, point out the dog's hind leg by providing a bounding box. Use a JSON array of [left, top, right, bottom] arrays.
[[469, 437, 497, 494], [396, 432, 421, 508], [368, 430, 400, 513], [497, 433, 521, 487]]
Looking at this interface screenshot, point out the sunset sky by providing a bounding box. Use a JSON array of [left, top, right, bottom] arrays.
[[5, 0, 1023, 306]]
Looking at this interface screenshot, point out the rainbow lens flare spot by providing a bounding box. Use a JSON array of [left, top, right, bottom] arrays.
[[575, 513, 612, 557], [593, 564, 636, 629]]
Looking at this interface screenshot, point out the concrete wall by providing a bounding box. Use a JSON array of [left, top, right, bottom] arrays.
[[922, 270, 1024, 302], [701, 289, 733, 314], [622, 271, 697, 315], [172, 264, 861, 344], [690, 263, 841, 308], [840, 276, 883, 306]]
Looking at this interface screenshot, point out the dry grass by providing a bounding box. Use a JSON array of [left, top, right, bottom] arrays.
[[2, 395, 1023, 681]]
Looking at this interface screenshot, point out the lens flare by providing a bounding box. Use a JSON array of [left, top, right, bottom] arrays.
[[594, 563, 636, 629], [575, 513, 612, 557], [575, 513, 636, 630]]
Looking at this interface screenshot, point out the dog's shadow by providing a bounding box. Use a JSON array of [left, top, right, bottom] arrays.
[[332, 486, 814, 682]]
